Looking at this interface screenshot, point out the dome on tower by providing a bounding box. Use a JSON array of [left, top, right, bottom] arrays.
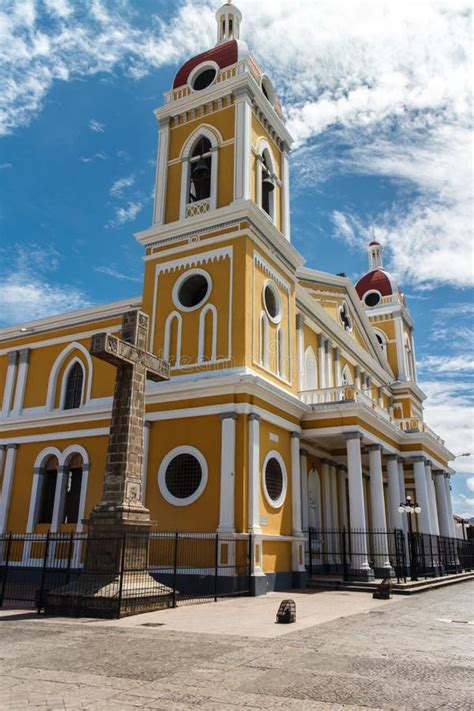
[[355, 241, 399, 308], [173, 39, 252, 89]]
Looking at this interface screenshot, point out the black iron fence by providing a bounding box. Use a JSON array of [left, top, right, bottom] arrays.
[[0, 531, 251, 617], [306, 528, 474, 583]]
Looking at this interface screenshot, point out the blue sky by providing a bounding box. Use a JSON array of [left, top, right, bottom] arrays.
[[0, 0, 473, 517]]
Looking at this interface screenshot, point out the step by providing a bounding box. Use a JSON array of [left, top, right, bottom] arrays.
[[307, 571, 474, 595]]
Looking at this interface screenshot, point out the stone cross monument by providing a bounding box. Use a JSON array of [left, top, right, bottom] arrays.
[[47, 310, 171, 618]]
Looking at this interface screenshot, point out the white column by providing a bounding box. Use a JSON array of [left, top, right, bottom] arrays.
[[281, 145, 291, 241], [368, 445, 392, 573], [444, 474, 456, 537], [397, 458, 408, 534], [296, 314, 305, 391], [218, 412, 238, 533], [75, 464, 89, 534], [51, 465, 67, 533], [345, 433, 371, 575], [153, 117, 170, 225], [413, 457, 431, 534], [334, 348, 341, 387], [386, 455, 403, 531], [0, 444, 18, 533], [234, 88, 252, 202], [425, 461, 439, 535], [434, 471, 452, 538], [325, 341, 334, 388], [321, 459, 333, 564], [0, 446, 4, 480], [291, 434, 305, 575], [11, 348, 30, 416], [337, 466, 348, 528], [1, 351, 18, 417], [140, 421, 151, 505], [25, 467, 42, 533], [354, 365, 361, 391], [395, 317, 408, 381], [318, 334, 326, 389], [329, 462, 340, 562], [300, 448, 309, 532], [248, 414, 261, 534]]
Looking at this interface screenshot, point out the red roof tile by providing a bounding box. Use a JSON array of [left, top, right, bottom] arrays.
[[173, 40, 239, 88]]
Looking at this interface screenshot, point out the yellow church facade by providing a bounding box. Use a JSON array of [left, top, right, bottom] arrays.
[[0, 3, 456, 591]]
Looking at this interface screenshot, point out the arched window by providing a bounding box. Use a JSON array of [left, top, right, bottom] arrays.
[[189, 137, 211, 204], [62, 453, 83, 524], [260, 149, 275, 221], [259, 312, 269, 367], [38, 455, 58, 524], [304, 346, 317, 390], [63, 361, 84, 410], [164, 312, 182, 367], [180, 128, 219, 219], [341, 364, 353, 386], [198, 304, 217, 363]]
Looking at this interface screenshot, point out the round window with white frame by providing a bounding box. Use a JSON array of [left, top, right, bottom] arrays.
[[262, 451, 287, 509], [173, 269, 212, 312], [263, 280, 281, 323], [363, 290, 382, 308], [189, 62, 219, 92], [158, 446, 208, 507]]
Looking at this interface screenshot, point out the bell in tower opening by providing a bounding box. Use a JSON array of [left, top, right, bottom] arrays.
[[189, 137, 212, 204]]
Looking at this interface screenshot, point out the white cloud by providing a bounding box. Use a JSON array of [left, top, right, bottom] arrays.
[[44, 0, 72, 19], [0, 244, 91, 326], [89, 118, 105, 133], [110, 175, 134, 197], [107, 201, 143, 227], [79, 152, 107, 163], [94, 265, 141, 282], [418, 355, 474, 375], [466, 477, 474, 493], [0, 162, 12, 169]]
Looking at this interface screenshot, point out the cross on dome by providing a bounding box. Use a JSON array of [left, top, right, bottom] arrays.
[[216, 2, 242, 44]]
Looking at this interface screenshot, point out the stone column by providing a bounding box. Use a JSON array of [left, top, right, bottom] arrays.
[[413, 457, 431, 534], [444, 475, 456, 537], [329, 462, 340, 563], [354, 365, 361, 391], [397, 458, 408, 533], [345, 433, 372, 578], [218, 412, 238, 533], [386, 455, 403, 531], [334, 347, 341, 387], [11, 348, 30, 416], [337, 466, 349, 529], [368, 445, 393, 576], [300, 449, 309, 532], [318, 334, 326, 389], [296, 314, 305, 392], [1, 351, 18, 417], [425, 461, 440, 535], [0, 444, 18, 533], [434, 471, 452, 538], [140, 421, 151, 505], [321, 459, 333, 566], [248, 414, 261, 534]]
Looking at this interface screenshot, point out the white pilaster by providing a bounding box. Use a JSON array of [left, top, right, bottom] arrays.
[[337, 466, 348, 528], [345, 433, 371, 574], [386, 455, 403, 531], [325, 340, 334, 388], [300, 448, 309, 532], [329, 462, 340, 561], [153, 117, 170, 225], [0, 444, 18, 533], [434, 471, 452, 538], [248, 414, 261, 534], [321, 460, 332, 530], [354, 365, 361, 391], [368, 445, 392, 572], [0, 446, 4, 481], [291, 433, 302, 535], [334, 347, 341, 386], [51, 466, 67, 533], [413, 457, 431, 534], [11, 348, 29, 416], [444, 474, 456, 537], [281, 146, 291, 241], [141, 421, 151, 505], [26, 467, 42, 533], [425, 461, 439, 535], [1, 351, 18, 418], [218, 412, 238, 533], [296, 314, 305, 391], [234, 88, 252, 202], [318, 334, 326, 389], [395, 317, 408, 381], [75, 464, 89, 534]]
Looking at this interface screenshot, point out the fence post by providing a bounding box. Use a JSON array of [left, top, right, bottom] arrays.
[[342, 527, 348, 581], [66, 532, 74, 586], [0, 533, 13, 608], [116, 534, 126, 620], [172, 532, 178, 608], [214, 534, 219, 602], [308, 528, 313, 577], [37, 531, 51, 614]]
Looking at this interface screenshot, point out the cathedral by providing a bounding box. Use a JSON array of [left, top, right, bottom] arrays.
[[0, 3, 457, 591]]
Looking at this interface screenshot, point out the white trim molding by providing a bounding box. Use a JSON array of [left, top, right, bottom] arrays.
[[262, 449, 288, 510], [46, 342, 93, 412], [158, 445, 208, 507]]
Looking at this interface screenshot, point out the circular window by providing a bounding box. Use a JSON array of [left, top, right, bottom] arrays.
[[364, 291, 381, 307], [173, 269, 211, 312], [191, 66, 217, 91], [262, 452, 287, 508], [263, 281, 281, 323], [158, 447, 208, 506]]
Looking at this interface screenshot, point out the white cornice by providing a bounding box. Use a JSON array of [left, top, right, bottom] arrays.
[[0, 297, 141, 344], [391, 380, 427, 403]]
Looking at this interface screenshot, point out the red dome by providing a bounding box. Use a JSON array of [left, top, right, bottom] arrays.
[[173, 40, 249, 88], [369, 240, 380, 246], [355, 269, 395, 299]]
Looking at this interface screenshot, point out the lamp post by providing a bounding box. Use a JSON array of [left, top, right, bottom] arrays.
[[398, 496, 421, 581]]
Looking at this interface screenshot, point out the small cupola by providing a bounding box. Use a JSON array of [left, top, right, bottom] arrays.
[[368, 240, 383, 271], [216, 2, 242, 44]]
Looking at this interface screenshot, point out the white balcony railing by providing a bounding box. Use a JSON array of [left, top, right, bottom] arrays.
[[186, 198, 211, 219]]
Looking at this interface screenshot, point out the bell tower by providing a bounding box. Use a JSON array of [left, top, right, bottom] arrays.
[[216, 1, 242, 43]]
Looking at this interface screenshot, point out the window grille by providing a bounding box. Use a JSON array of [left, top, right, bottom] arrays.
[[165, 453, 202, 499], [265, 457, 283, 502], [64, 362, 83, 409]]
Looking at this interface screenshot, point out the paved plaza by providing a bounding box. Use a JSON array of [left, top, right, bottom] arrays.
[[0, 582, 472, 710]]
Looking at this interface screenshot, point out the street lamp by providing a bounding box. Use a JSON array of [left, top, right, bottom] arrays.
[[398, 496, 421, 581]]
